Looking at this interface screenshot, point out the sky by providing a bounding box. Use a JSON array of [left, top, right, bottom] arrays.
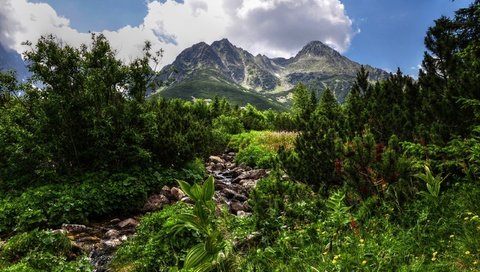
[[0, 0, 473, 76]]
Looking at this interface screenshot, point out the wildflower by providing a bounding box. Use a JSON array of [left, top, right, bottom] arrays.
[[322, 251, 328, 255], [473, 260, 478, 265], [432, 251, 438, 261], [362, 260, 367, 265], [464, 217, 470, 221], [449, 234, 455, 239], [465, 251, 471, 255], [472, 215, 479, 221], [332, 259, 337, 264], [334, 255, 340, 260], [360, 239, 365, 243], [467, 212, 473, 215]]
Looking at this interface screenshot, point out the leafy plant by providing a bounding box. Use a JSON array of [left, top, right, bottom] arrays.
[[173, 176, 231, 271], [416, 165, 447, 201]]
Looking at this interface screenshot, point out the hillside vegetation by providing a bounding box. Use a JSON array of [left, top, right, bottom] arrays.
[[0, 2, 479, 271]]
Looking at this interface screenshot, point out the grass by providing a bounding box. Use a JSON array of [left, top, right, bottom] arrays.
[[228, 131, 297, 168], [153, 70, 288, 111]]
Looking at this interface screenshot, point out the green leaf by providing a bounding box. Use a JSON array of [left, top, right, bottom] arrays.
[[184, 243, 209, 270], [177, 180, 193, 199], [203, 176, 215, 202]]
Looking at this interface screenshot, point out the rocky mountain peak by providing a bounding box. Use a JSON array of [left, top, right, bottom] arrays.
[[296, 40, 341, 58]]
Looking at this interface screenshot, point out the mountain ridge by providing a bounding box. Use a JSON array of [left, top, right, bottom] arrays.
[[155, 39, 389, 107]]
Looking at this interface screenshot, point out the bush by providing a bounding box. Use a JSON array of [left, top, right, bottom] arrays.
[[229, 131, 296, 169], [0, 230, 92, 271], [111, 203, 201, 271]]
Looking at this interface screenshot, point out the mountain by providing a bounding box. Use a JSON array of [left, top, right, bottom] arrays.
[[154, 39, 389, 108], [0, 45, 29, 81]]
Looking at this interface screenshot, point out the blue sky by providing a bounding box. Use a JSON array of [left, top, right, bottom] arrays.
[[2, 0, 474, 76]]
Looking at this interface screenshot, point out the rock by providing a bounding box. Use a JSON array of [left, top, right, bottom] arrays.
[[62, 224, 91, 233], [118, 218, 139, 229], [232, 169, 267, 183], [228, 152, 236, 157], [230, 201, 245, 214], [214, 180, 229, 190], [142, 194, 170, 212], [105, 229, 120, 239], [230, 167, 245, 178], [76, 236, 101, 243], [170, 187, 186, 201], [222, 188, 247, 202], [104, 239, 123, 248], [209, 155, 225, 164], [211, 163, 225, 171], [109, 218, 121, 225], [120, 235, 128, 242], [236, 211, 252, 217], [239, 179, 257, 190], [181, 196, 195, 204]]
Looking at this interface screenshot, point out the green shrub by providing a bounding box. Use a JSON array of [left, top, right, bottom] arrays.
[[0, 230, 92, 271], [213, 115, 244, 135], [111, 203, 201, 272]]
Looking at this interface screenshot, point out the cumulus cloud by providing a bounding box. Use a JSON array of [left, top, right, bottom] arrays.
[[0, 0, 355, 66], [224, 0, 355, 57]]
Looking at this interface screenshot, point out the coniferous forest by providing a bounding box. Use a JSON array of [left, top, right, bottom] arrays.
[[0, 2, 479, 271]]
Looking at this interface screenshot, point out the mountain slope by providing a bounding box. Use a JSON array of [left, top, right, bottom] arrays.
[[154, 39, 389, 107]]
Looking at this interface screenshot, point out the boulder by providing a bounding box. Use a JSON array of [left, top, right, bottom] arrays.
[[118, 218, 139, 229], [105, 229, 120, 239], [232, 169, 267, 183], [239, 179, 257, 190], [62, 224, 91, 233], [230, 201, 245, 214], [209, 155, 225, 164], [142, 194, 170, 212], [170, 187, 186, 201]]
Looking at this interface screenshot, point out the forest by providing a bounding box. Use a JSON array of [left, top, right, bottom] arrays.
[[0, 1, 479, 271]]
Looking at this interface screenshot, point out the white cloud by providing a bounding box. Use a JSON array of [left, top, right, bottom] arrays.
[[224, 0, 356, 57], [0, 0, 355, 67]]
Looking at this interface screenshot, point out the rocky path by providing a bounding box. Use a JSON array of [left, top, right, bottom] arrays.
[[57, 150, 268, 272]]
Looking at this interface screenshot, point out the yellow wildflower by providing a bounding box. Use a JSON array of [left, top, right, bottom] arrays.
[[362, 260, 367, 265], [360, 239, 365, 243], [332, 259, 337, 264], [465, 251, 471, 255], [449, 234, 455, 239]]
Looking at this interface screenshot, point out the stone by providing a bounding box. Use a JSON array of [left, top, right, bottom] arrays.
[[118, 218, 139, 229], [181, 196, 195, 204], [222, 188, 247, 201], [170, 187, 186, 201], [239, 179, 257, 190], [230, 201, 245, 214], [211, 163, 225, 171], [232, 169, 267, 183], [120, 235, 128, 242], [104, 239, 123, 248], [209, 155, 225, 164], [236, 211, 252, 217], [105, 229, 120, 239], [142, 194, 170, 212], [76, 236, 101, 243], [109, 218, 121, 225], [62, 224, 90, 233]]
